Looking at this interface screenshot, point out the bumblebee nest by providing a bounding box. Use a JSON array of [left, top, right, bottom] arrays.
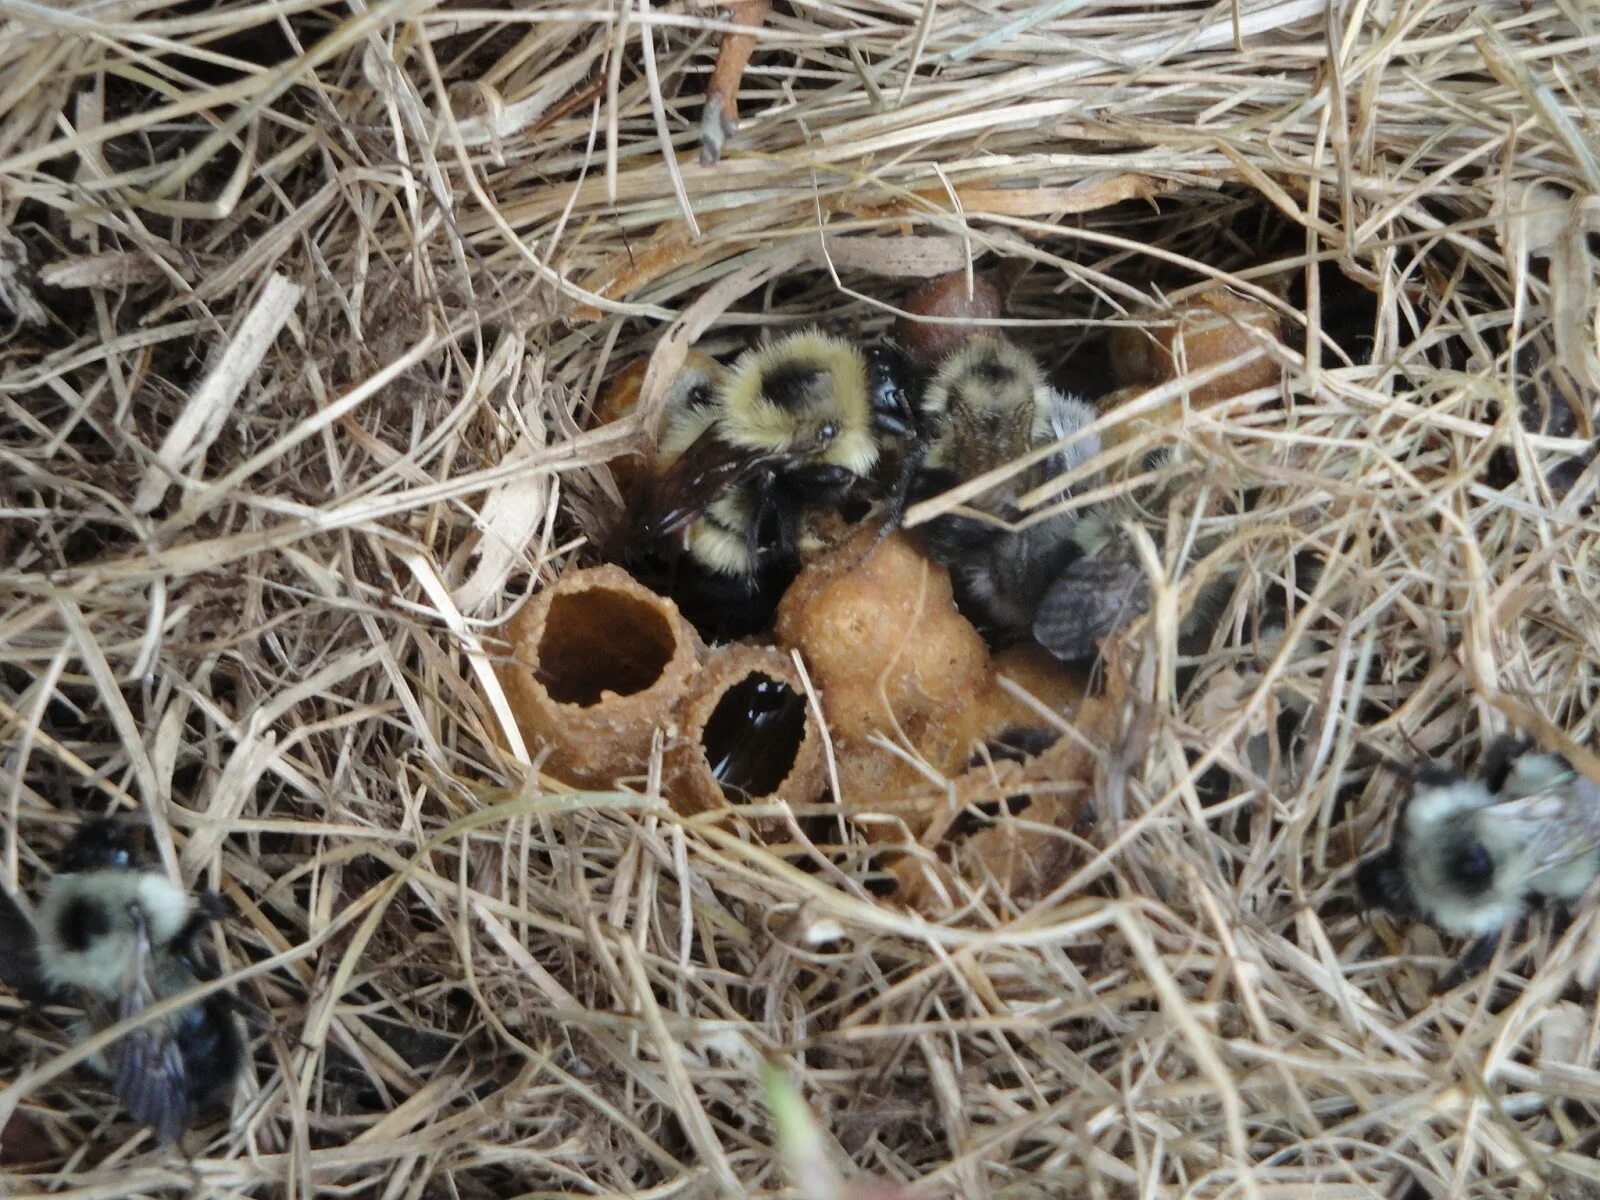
[[2, 0, 1599, 1195]]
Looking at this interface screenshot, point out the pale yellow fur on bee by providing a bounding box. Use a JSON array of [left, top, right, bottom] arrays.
[[689, 490, 760, 576], [656, 363, 726, 464], [36, 870, 192, 997], [922, 336, 1047, 420], [922, 336, 1064, 481], [717, 330, 877, 474]]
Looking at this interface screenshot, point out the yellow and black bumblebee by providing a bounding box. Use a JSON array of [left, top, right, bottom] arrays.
[[624, 329, 918, 639], [904, 335, 1106, 646]]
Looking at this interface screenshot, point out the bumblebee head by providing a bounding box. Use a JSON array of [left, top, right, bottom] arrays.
[[863, 343, 921, 441], [57, 817, 146, 874]]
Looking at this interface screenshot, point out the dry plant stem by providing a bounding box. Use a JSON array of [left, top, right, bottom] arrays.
[[892, 694, 1113, 912], [1, 0, 1597, 1193], [699, 0, 772, 165], [495, 565, 702, 788]]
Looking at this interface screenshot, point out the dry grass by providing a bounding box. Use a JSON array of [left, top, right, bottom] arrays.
[[2, 0, 1599, 1195]]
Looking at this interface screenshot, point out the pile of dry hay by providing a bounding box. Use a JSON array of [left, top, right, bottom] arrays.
[[2, 0, 1599, 1195]]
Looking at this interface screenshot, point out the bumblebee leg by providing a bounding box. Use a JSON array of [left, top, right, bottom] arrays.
[[875, 439, 928, 542], [746, 472, 784, 565], [170, 891, 229, 960], [1433, 931, 1503, 993], [782, 463, 856, 493]]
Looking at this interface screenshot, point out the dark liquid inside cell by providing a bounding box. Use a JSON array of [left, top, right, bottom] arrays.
[[701, 674, 807, 800]]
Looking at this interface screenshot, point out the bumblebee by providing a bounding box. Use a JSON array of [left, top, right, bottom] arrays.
[[0, 818, 244, 1145], [907, 335, 1103, 642], [1357, 739, 1600, 989], [625, 330, 918, 639]]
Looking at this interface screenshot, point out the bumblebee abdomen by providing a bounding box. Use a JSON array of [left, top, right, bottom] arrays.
[[689, 518, 757, 578]]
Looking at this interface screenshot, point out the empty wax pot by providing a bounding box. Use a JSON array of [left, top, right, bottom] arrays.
[[894, 271, 1004, 371], [665, 644, 826, 816], [496, 564, 702, 787], [1109, 287, 1283, 406]]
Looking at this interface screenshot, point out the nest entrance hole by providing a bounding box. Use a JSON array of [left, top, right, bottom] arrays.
[[702, 673, 807, 800], [539, 590, 677, 705]]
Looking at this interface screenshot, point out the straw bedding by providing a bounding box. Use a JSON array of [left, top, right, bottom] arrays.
[[1, 0, 1598, 1195]]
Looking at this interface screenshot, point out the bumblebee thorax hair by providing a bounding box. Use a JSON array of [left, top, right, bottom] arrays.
[[1401, 773, 1495, 832], [923, 337, 1047, 421], [922, 337, 1055, 483], [1396, 774, 1526, 935], [719, 332, 876, 473]]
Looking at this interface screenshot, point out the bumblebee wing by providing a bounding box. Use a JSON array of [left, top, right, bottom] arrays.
[[87, 916, 191, 1145], [1042, 389, 1103, 478], [0, 886, 52, 1004], [636, 425, 790, 543], [1033, 556, 1151, 661], [1484, 780, 1600, 876]]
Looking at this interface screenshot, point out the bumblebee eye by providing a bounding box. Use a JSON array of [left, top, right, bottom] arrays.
[[1449, 840, 1495, 892], [818, 422, 838, 442]]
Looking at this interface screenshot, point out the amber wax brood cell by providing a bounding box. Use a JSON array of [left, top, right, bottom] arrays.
[[1109, 286, 1283, 406], [894, 270, 1005, 372], [664, 643, 826, 816], [496, 564, 702, 788]]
